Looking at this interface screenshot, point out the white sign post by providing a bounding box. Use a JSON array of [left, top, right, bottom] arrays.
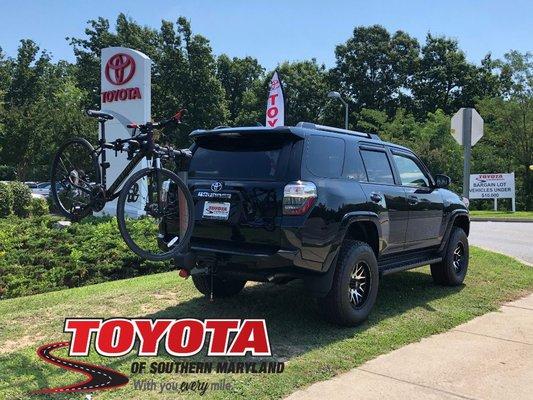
[[469, 173, 516, 212], [100, 47, 151, 216], [451, 108, 484, 199]]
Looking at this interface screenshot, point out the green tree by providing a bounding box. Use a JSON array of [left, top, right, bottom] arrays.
[[0, 47, 11, 153], [236, 60, 330, 126], [332, 25, 420, 115], [0, 41, 93, 180], [409, 34, 503, 118], [217, 55, 264, 124], [0, 40, 51, 179], [0, 46, 11, 98], [153, 17, 227, 144], [476, 52, 532, 209], [177, 17, 227, 133]]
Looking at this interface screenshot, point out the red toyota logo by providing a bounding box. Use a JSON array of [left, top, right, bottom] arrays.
[[105, 53, 136, 85]]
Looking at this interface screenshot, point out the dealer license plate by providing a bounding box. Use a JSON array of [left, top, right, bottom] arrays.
[[202, 201, 231, 220]]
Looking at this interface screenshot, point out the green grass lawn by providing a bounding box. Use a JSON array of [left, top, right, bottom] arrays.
[[0, 247, 532, 400], [470, 210, 533, 219]]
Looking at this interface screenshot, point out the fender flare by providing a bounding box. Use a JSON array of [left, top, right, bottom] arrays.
[[438, 209, 470, 253], [304, 211, 381, 297], [339, 211, 382, 244]]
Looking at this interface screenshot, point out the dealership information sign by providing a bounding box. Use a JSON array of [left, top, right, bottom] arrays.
[[469, 173, 515, 199], [100, 47, 152, 216]]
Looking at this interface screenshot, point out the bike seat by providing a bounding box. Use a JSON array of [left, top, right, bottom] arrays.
[[86, 110, 114, 120]]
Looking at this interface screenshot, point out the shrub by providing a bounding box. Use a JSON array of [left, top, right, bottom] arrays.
[[30, 196, 49, 216], [9, 181, 32, 218], [0, 215, 172, 299], [47, 194, 57, 212], [0, 182, 13, 217]]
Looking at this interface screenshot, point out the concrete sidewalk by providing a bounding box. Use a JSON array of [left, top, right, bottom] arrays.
[[286, 294, 533, 400]]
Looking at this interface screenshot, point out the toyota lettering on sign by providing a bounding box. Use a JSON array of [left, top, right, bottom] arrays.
[[469, 173, 515, 199], [265, 71, 284, 128], [100, 47, 152, 216]]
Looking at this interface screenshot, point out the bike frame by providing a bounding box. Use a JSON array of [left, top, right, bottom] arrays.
[[96, 118, 159, 202]]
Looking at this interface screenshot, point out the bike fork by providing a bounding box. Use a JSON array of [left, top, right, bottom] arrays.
[[153, 158, 163, 206]]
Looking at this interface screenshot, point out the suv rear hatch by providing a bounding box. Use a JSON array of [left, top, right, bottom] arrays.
[[185, 128, 303, 254]]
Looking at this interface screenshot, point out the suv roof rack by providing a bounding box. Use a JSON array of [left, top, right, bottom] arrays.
[[296, 122, 379, 140]]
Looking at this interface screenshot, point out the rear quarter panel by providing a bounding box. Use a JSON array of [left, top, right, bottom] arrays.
[[295, 170, 368, 272]]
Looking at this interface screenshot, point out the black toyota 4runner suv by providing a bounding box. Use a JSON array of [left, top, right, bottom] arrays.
[[161, 122, 469, 326]]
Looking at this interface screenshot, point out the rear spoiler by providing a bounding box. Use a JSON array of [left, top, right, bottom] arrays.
[[189, 126, 305, 141]]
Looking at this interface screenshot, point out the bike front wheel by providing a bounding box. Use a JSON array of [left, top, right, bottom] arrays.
[[116, 167, 194, 261]]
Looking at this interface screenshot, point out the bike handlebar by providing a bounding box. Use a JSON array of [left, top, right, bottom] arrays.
[[154, 144, 191, 159], [127, 109, 187, 131], [105, 138, 190, 160]]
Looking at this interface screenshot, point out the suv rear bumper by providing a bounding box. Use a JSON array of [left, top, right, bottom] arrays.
[[175, 246, 299, 271], [174, 244, 339, 296], [173, 239, 329, 282]]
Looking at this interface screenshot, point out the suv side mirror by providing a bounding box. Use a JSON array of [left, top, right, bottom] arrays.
[[434, 174, 451, 188]]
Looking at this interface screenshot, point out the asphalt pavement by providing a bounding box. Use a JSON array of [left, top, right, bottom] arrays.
[[469, 221, 533, 265]]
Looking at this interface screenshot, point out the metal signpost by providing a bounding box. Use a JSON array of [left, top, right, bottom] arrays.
[[451, 108, 484, 199]]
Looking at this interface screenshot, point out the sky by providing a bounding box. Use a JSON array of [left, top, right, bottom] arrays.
[[0, 0, 532, 69]]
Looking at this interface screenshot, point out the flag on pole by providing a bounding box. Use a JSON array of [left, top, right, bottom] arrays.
[[266, 71, 284, 127]]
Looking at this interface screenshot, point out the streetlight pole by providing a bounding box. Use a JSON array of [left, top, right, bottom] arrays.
[[327, 91, 349, 129]]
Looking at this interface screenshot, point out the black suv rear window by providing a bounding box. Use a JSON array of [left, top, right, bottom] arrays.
[[306, 136, 345, 178], [189, 136, 287, 180]]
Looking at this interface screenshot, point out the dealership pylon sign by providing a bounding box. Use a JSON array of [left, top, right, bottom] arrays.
[[100, 47, 152, 216], [266, 71, 284, 127]]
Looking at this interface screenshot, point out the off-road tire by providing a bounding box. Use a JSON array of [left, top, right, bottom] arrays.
[[192, 275, 247, 298], [320, 240, 379, 326], [431, 227, 469, 286]]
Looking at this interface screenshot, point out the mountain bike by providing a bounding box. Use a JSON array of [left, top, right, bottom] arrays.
[[50, 109, 194, 261]]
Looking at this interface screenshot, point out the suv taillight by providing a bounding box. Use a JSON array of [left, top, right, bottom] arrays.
[[283, 181, 317, 216]]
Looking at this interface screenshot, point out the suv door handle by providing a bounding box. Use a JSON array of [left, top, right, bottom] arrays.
[[370, 192, 382, 203], [407, 195, 419, 205]]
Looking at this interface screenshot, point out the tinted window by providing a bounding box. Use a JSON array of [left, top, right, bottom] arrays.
[[392, 154, 429, 187], [360, 150, 395, 185], [344, 147, 367, 181], [189, 137, 285, 180], [306, 136, 345, 178]]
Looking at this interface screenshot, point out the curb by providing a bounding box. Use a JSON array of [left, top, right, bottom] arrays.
[[470, 217, 533, 223]]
